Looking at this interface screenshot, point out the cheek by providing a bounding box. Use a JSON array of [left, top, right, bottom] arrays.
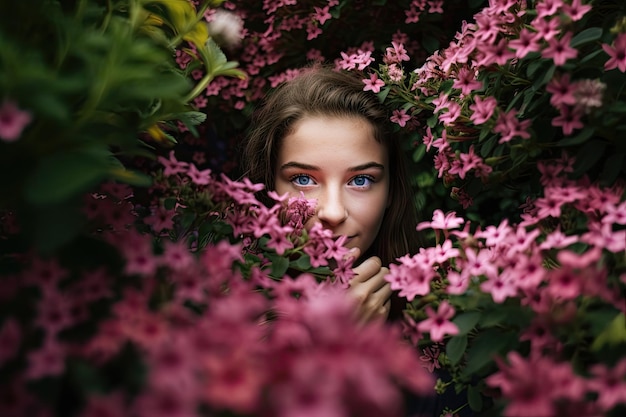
[[353, 191, 388, 229]]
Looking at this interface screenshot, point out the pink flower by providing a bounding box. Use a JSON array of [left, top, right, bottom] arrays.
[[546, 73, 577, 107], [313, 5, 332, 24], [79, 392, 126, 417], [144, 206, 176, 233], [22, 257, 68, 293], [283, 192, 316, 233], [362, 73, 385, 93], [432, 239, 460, 264], [203, 351, 265, 414], [417, 209, 464, 231], [487, 352, 554, 416], [417, 300, 459, 342], [602, 33, 626, 72], [542, 32, 578, 66], [25, 338, 66, 380], [508, 28, 541, 58], [493, 109, 531, 144], [0, 100, 32, 142], [384, 41, 410, 64], [185, 163, 212, 185], [588, 358, 626, 411], [161, 240, 194, 270], [132, 388, 196, 417], [480, 274, 518, 303], [476, 38, 515, 67], [266, 225, 295, 255], [419, 345, 441, 373], [464, 248, 498, 279], [0, 318, 21, 367], [390, 108, 411, 127], [386, 257, 436, 301], [157, 151, 189, 176], [551, 105, 584, 135], [562, 0, 592, 21], [532, 16, 560, 41], [469, 95, 498, 125], [452, 67, 482, 95], [306, 22, 322, 40], [438, 101, 461, 126]]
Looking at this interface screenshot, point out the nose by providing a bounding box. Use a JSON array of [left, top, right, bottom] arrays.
[[316, 186, 348, 226]]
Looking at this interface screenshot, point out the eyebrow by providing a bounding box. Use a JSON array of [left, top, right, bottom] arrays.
[[279, 161, 385, 172]]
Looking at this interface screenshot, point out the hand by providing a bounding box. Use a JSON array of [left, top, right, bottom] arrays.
[[346, 247, 392, 322]]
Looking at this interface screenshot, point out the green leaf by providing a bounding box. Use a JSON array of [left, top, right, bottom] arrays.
[[163, 197, 177, 210], [446, 335, 468, 365], [570, 27, 603, 48], [291, 255, 312, 271], [591, 312, 626, 351], [462, 329, 518, 377], [22, 199, 87, 254], [377, 86, 391, 103], [109, 168, 152, 187], [467, 384, 483, 412], [573, 140, 607, 177], [526, 57, 549, 79], [422, 35, 439, 54], [557, 126, 595, 146], [24, 150, 110, 205], [268, 254, 290, 278], [412, 144, 426, 163], [600, 153, 624, 185], [532, 65, 555, 90], [452, 311, 481, 335]]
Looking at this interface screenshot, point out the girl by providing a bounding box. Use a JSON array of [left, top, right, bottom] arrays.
[[241, 66, 422, 321]]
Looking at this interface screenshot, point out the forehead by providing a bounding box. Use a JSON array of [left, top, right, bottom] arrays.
[[277, 115, 388, 165]]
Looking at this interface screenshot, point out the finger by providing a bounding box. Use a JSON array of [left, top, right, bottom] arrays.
[[359, 297, 392, 324], [378, 299, 391, 317], [343, 246, 360, 262], [374, 279, 393, 302], [348, 272, 391, 309], [351, 256, 382, 283], [352, 265, 390, 294]]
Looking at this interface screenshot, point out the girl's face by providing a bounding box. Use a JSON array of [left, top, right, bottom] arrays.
[[275, 115, 390, 255]]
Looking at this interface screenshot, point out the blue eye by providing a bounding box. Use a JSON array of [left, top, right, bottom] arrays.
[[291, 175, 314, 186], [349, 175, 374, 188]]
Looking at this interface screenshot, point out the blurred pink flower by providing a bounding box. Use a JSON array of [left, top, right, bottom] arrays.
[[602, 33, 626, 72], [0, 100, 32, 142]]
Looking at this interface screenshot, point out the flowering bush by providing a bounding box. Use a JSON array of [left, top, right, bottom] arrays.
[[2, 1, 626, 417], [337, 0, 626, 415], [0, 153, 434, 416], [354, 0, 626, 220], [0, 0, 243, 251]]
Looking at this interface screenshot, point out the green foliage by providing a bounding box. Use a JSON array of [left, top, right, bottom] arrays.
[[0, 0, 242, 252]]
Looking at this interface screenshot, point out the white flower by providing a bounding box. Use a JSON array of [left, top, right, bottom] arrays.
[[207, 10, 243, 48]]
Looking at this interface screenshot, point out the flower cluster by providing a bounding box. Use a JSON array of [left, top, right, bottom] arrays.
[[0, 151, 433, 417], [389, 155, 626, 415], [347, 0, 626, 221]]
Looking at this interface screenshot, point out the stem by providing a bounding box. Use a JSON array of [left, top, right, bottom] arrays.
[[183, 72, 214, 102], [75, 0, 88, 20], [100, 0, 114, 32]]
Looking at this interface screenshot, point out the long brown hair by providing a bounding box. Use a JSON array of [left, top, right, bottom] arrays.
[[241, 66, 422, 264]]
